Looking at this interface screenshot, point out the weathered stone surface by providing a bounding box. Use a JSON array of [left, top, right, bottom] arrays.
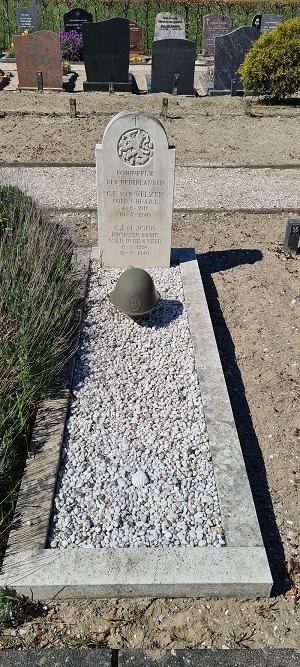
[[202, 13, 232, 57], [151, 38, 196, 94], [154, 12, 185, 40], [96, 110, 175, 268], [14, 31, 63, 90], [213, 27, 260, 92], [63, 7, 93, 34], [82, 18, 132, 92]]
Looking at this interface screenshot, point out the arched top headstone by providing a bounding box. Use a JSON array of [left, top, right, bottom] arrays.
[[96, 110, 176, 268], [63, 7, 93, 34]]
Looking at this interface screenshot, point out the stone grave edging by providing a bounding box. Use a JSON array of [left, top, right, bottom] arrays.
[[0, 248, 272, 599]]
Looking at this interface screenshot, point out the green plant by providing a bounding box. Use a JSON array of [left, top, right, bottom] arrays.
[[239, 18, 300, 101], [0, 588, 25, 630], [0, 185, 80, 551]]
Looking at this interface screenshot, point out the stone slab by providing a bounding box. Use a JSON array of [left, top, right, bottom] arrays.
[[16, 5, 39, 34], [14, 31, 63, 90], [119, 650, 300, 667], [0, 249, 272, 599], [151, 38, 196, 95], [202, 13, 232, 57], [252, 14, 283, 32], [154, 13, 185, 41], [0, 649, 299, 667], [63, 7, 93, 34], [82, 18, 130, 90], [83, 76, 133, 93], [96, 109, 175, 268], [0, 649, 111, 667], [213, 27, 260, 93]]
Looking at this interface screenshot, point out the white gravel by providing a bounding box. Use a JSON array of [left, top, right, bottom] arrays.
[[1, 166, 299, 211], [49, 263, 225, 549]]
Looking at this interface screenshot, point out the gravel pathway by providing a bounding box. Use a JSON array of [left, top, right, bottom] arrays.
[[0, 165, 299, 210]]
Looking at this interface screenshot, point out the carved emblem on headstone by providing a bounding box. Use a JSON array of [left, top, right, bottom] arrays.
[[117, 129, 154, 165]]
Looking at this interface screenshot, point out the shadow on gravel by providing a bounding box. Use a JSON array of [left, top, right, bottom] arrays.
[[197, 248, 288, 596]]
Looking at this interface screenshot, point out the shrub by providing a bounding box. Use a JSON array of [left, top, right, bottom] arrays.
[[60, 30, 83, 62], [238, 18, 300, 101], [0, 185, 80, 547]]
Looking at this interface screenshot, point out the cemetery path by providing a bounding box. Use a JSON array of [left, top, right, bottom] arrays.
[[0, 75, 299, 651], [0, 63, 300, 167]]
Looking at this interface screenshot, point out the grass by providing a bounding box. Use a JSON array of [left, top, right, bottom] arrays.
[[0, 184, 81, 558]]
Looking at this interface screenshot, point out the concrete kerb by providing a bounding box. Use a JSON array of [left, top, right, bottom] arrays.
[[0, 248, 272, 599], [0, 650, 299, 667]]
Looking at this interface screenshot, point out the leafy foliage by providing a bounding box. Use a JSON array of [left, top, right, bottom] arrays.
[[0, 185, 80, 551], [239, 18, 300, 101]]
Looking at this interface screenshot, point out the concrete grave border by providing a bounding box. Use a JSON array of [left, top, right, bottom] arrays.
[[0, 248, 272, 599]]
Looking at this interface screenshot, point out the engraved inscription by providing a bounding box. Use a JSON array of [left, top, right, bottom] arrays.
[[117, 129, 154, 166]]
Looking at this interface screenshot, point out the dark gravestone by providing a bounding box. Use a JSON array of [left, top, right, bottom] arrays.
[[82, 18, 132, 92], [213, 27, 260, 93], [16, 0, 40, 33], [252, 14, 283, 32], [14, 31, 63, 90], [202, 13, 232, 57], [151, 39, 196, 94], [63, 8, 93, 34]]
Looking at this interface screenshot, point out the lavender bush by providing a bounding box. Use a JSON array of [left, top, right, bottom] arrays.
[[59, 30, 83, 62]]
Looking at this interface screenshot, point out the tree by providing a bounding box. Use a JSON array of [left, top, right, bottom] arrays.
[[238, 18, 300, 101]]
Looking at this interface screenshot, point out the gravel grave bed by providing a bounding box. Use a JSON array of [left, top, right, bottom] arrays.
[[49, 264, 225, 550]]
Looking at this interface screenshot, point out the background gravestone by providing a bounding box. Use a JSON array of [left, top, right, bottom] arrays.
[[63, 8, 93, 34], [14, 31, 63, 90], [16, 0, 40, 33], [82, 18, 132, 92], [252, 14, 283, 32], [202, 13, 232, 57], [151, 39, 196, 94], [213, 26, 260, 93], [129, 20, 144, 58], [96, 110, 175, 268], [154, 13, 185, 40]]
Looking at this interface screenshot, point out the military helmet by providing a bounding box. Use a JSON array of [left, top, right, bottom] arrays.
[[110, 267, 160, 317]]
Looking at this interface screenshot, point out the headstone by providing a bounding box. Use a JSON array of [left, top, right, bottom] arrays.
[[82, 18, 132, 92], [283, 219, 300, 256], [96, 110, 175, 268], [252, 14, 283, 32], [14, 31, 63, 90], [129, 20, 142, 53], [202, 13, 232, 57], [16, 0, 40, 34], [154, 13, 185, 41], [213, 27, 260, 93], [63, 8, 93, 34], [151, 39, 196, 94]]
